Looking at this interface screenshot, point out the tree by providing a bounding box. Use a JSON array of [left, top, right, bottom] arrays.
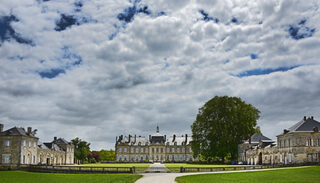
[[191, 96, 260, 161], [71, 137, 91, 163], [88, 151, 101, 163], [99, 149, 115, 161]]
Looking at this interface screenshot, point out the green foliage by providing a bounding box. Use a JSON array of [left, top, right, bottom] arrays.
[[191, 96, 260, 161], [0, 171, 142, 183], [99, 149, 116, 161], [175, 166, 320, 183], [71, 137, 91, 163]]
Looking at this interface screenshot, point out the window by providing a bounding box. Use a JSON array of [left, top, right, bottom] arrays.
[[136, 148, 139, 153], [288, 139, 291, 147], [189, 147, 192, 152], [141, 148, 144, 153], [172, 148, 175, 153], [124, 148, 127, 153], [119, 147, 122, 153], [161, 148, 163, 153], [23, 140, 26, 146], [5, 140, 10, 147], [156, 148, 159, 153], [318, 139, 320, 146], [152, 148, 154, 153], [177, 148, 180, 153], [307, 139, 312, 146], [167, 148, 170, 153], [145, 148, 148, 153], [182, 148, 185, 152], [28, 141, 31, 147], [3, 155, 10, 164], [131, 148, 134, 153]]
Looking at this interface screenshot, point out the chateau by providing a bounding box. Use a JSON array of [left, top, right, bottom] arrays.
[[0, 124, 74, 167], [238, 116, 320, 165], [115, 126, 196, 162]]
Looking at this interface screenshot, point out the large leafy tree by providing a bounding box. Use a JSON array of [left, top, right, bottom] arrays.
[[71, 137, 91, 163], [191, 96, 260, 161], [99, 149, 115, 161]]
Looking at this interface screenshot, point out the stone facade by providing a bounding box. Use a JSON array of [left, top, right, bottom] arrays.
[[0, 124, 74, 167], [238, 116, 320, 165], [115, 126, 196, 162]]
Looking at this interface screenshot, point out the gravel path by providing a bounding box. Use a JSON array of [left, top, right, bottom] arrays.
[[135, 164, 309, 183]]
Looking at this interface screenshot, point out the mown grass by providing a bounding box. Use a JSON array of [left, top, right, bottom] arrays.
[[176, 166, 320, 183], [0, 171, 142, 183], [164, 163, 235, 172]]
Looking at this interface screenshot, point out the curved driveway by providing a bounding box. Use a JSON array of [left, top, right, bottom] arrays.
[[135, 164, 309, 183]]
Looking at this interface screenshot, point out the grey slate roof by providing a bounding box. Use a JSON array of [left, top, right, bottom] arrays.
[[166, 136, 192, 145], [288, 117, 320, 132], [245, 133, 273, 143], [0, 127, 37, 138], [54, 138, 71, 145]]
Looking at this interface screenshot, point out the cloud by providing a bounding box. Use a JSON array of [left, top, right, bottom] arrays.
[[0, 0, 320, 150]]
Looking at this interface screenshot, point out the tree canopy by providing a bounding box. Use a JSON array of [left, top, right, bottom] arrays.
[[191, 96, 260, 161], [71, 137, 91, 163], [99, 149, 116, 161]]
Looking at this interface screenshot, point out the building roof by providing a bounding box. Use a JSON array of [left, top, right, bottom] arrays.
[[166, 136, 192, 145], [54, 138, 72, 145], [0, 127, 37, 138], [245, 133, 273, 143], [288, 117, 320, 132]]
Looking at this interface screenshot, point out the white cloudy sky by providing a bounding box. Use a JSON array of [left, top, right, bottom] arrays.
[[1, 0, 320, 150]]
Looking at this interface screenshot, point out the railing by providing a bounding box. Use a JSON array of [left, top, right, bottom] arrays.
[[179, 164, 306, 173], [26, 165, 135, 174]]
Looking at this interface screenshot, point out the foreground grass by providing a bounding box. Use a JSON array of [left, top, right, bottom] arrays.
[[176, 166, 320, 183], [0, 171, 142, 183], [165, 163, 235, 172]]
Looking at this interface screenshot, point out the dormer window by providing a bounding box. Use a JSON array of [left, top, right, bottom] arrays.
[[138, 142, 141, 146], [174, 142, 177, 146]]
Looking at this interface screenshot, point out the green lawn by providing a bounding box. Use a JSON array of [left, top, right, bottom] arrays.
[[164, 163, 235, 172], [176, 166, 320, 183], [0, 171, 142, 183], [80, 163, 151, 171]]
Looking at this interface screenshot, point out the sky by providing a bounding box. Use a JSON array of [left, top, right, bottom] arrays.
[[1, 0, 320, 150]]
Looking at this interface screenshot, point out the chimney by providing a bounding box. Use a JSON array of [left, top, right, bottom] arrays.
[[249, 137, 251, 144], [304, 116, 307, 120], [134, 135, 136, 143], [128, 135, 131, 143], [185, 134, 188, 143], [54, 137, 57, 141], [149, 135, 151, 141], [311, 116, 314, 120], [27, 127, 32, 135], [164, 135, 166, 141], [283, 129, 289, 134], [0, 124, 3, 132], [172, 134, 176, 142]]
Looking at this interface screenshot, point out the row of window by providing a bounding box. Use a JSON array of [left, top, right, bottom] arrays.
[[117, 154, 193, 161], [118, 147, 192, 153], [278, 138, 320, 147]]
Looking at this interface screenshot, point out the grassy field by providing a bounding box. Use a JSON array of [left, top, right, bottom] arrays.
[[164, 163, 235, 172], [0, 171, 142, 183], [176, 166, 320, 183], [80, 163, 151, 171]]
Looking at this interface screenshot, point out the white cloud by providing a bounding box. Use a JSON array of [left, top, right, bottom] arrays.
[[0, 0, 320, 150]]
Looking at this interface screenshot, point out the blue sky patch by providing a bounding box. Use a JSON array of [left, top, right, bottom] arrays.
[[55, 14, 77, 31], [199, 10, 219, 23], [236, 65, 301, 77], [39, 68, 66, 79], [288, 19, 315, 40], [0, 15, 33, 45], [231, 17, 238, 24], [117, 0, 151, 24], [250, 53, 258, 59]]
